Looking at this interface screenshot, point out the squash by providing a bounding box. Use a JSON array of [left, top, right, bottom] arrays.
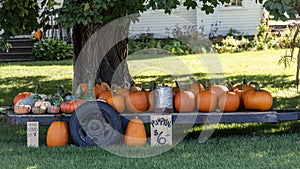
[[32, 100, 51, 114], [46, 120, 69, 147], [218, 83, 240, 112], [124, 117, 146, 146], [242, 82, 273, 111], [197, 86, 218, 112], [14, 105, 31, 114], [174, 90, 195, 112]]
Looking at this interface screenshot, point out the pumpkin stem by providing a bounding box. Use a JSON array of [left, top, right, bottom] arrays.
[[227, 81, 234, 92], [204, 82, 209, 90], [243, 78, 248, 85], [249, 82, 261, 91], [58, 113, 65, 122], [153, 81, 157, 89], [175, 80, 180, 88]]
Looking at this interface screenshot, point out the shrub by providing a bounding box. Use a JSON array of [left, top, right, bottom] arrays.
[[33, 38, 73, 61]]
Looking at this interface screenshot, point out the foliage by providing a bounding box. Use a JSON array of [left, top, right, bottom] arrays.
[[33, 38, 73, 61]]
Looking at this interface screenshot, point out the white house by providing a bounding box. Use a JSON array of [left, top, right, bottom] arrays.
[[129, 0, 264, 38]]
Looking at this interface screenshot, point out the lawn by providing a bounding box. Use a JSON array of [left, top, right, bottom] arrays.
[[0, 49, 300, 168]]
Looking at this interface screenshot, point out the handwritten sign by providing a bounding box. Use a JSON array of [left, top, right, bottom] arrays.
[[27, 122, 39, 147], [150, 115, 172, 146]]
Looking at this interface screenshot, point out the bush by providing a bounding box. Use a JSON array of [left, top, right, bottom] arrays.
[[33, 38, 73, 61]]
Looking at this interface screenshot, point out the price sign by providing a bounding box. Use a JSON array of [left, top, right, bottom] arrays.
[[150, 115, 172, 146], [27, 122, 39, 147]]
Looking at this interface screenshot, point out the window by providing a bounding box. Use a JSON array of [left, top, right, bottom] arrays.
[[224, 0, 243, 7]]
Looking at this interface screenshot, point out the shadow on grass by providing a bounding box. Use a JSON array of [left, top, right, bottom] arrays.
[[0, 76, 72, 106], [185, 120, 300, 141]]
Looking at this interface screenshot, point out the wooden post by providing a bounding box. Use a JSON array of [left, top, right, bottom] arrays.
[[27, 122, 39, 147]]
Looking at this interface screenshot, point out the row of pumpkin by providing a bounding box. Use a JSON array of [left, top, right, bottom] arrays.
[[13, 80, 273, 115]]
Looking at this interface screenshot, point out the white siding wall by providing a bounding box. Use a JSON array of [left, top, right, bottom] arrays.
[[210, 1, 264, 36]]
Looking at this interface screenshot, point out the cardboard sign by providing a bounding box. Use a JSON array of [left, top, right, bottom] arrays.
[[150, 115, 172, 146], [27, 122, 39, 147]]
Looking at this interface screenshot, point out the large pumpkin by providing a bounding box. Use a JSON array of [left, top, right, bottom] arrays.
[[125, 91, 148, 113], [124, 117, 146, 146], [174, 90, 195, 112], [197, 87, 218, 112], [46, 121, 69, 147], [242, 82, 273, 111], [13, 92, 32, 105]]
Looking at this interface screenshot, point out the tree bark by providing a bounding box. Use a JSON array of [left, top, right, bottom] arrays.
[[72, 20, 133, 91]]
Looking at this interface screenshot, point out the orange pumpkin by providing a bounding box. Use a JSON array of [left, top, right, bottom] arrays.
[[94, 82, 111, 98], [189, 82, 205, 96], [242, 82, 273, 111], [209, 84, 229, 99], [124, 117, 146, 146], [13, 92, 32, 105], [106, 94, 125, 113], [174, 90, 195, 112], [60, 101, 76, 113], [125, 91, 148, 113], [34, 29, 43, 40], [234, 79, 254, 92], [46, 121, 69, 147], [147, 90, 155, 112], [98, 89, 112, 101], [197, 88, 218, 112], [218, 89, 240, 112]]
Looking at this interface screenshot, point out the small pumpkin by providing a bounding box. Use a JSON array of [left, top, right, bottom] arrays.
[[106, 94, 125, 113], [197, 86, 218, 112], [218, 83, 240, 112], [34, 29, 43, 41], [234, 79, 254, 92], [124, 117, 147, 146], [94, 82, 111, 98], [60, 101, 76, 113], [242, 82, 273, 111], [46, 120, 69, 147], [174, 90, 195, 112], [125, 90, 148, 113], [13, 92, 32, 105]]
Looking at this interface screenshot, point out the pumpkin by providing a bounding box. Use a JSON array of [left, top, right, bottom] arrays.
[[94, 82, 111, 98], [125, 90, 148, 113], [47, 105, 61, 114], [209, 84, 229, 99], [172, 80, 181, 97], [242, 82, 273, 111], [60, 101, 76, 113], [218, 83, 240, 112], [14, 105, 31, 114], [124, 117, 147, 146], [46, 121, 69, 147], [106, 94, 125, 113], [189, 82, 205, 96], [34, 29, 43, 41], [234, 79, 254, 92], [174, 90, 195, 112], [116, 87, 130, 98], [197, 86, 218, 112], [147, 90, 155, 112], [98, 89, 112, 101], [32, 100, 51, 114], [13, 92, 32, 105]]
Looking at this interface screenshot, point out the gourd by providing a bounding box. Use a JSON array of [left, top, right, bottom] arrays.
[[174, 90, 195, 112], [197, 85, 218, 112], [242, 82, 273, 111], [46, 119, 69, 147], [124, 117, 146, 146], [32, 99, 51, 114]]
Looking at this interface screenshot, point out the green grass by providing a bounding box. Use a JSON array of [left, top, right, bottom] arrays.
[[1, 49, 300, 168]]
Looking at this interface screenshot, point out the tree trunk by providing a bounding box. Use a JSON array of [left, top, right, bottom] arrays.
[[72, 20, 133, 91]]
